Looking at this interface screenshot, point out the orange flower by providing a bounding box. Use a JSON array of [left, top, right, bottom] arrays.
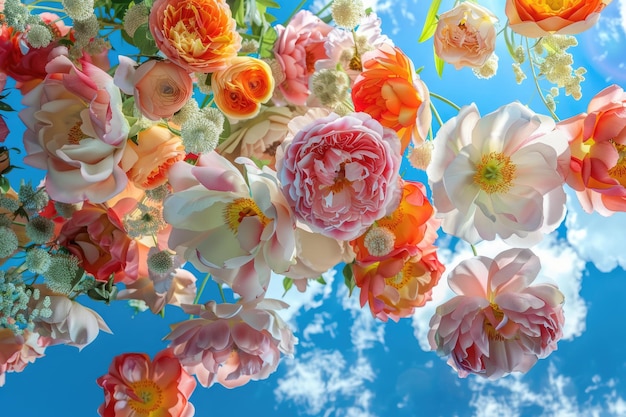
[[121, 125, 186, 190], [505, 0, 611, 38], [97, 349, 196, 417], [350, 180, 445, 322], [149, 0, 241, 73], [352, 44, 431, 153], [211, 56, 275, 119]]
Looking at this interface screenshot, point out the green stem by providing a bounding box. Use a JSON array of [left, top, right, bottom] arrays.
[[430, 102, 444, 127], [27, 5, 66, 13], [470, 244, 478, 257], [430, 91, 461, 111], [192, 273, 211, 305], [284, 0, 308, 24], [315, 1, 333, 18], [525, 37, 560, 122], [217, 283, 227, 303]]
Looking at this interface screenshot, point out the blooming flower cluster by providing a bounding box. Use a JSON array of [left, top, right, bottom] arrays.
[[0, 0, 618, 414]]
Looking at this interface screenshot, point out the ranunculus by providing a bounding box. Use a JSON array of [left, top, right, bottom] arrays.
[[149, 0, 241, 73], [56, 202, 147, 284], [97, 349, 196, 417], [277, 111, 402, 241], [163, 152, 297, 301], [211, 56, 275, 120], [20, 54, 129, 204], [427, 102, 570, 247], [505, 0, 611, 38], [434, 2, 498, 70], [350, 180, 445, 321], [352, 43, 432, 153], [121, 124, 186, 190], [165, 299, 296, 388], [558, 84, 626, 215], [115, 57, 193, 121], [30, 285, 112, 350], [428, 248, 565, 379], [273, 9, 333, 105]]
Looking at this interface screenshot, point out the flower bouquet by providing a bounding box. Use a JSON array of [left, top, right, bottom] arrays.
[[0, 0, 622, 415]]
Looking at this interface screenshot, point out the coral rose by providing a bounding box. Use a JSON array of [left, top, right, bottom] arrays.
[[121, 124, 186, 190], [277, 111, 402, 241], [352, 43, 432, 153], [0, 329, 45, 387], [97, 349, 196, 417], [428, 248, 565, 379], [557, 84, 626, 215], [211, 56, 275, 120], [434, 2, 498, 70], [149, 0, 241, 73], [165, 299, 296, 388], [505, 0, 611, 38], [115, 57, 193, 121]]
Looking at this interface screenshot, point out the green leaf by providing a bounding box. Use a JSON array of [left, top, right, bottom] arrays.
[[132, 23, 158, 56], [258, 25, 277, 59], [343, 263, 356, 297], [282, 277, 293, 296], [417, 0, 442, 43], [0, 176, 9, 194], [434, 48, 445, 78], [316, 276, 327, 285], [230, 0, 245, 28], [0, 101, 15, 112]]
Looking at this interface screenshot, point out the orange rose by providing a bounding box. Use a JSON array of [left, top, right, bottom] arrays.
[[505, 0, 611, 38], [121, 125, 185, 189], [351, 44, 431, 153], [211, 56, 275, 120], [149, 0, 241, 73]]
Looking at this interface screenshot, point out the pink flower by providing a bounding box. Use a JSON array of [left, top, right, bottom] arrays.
[[434, 2, 498, 70], [557, 84, 626, 215], [0, 329, 45, 387], [20, 54, 129, 203], [96, 349, 196, 417], [273, 10, 333, 105], [277, 111, 402, 241], [115, 57, 193, 121], [30, 285, 112, 349], [165, 299, 296, 388], [427, 102, 570, 246], [428, 248, 565, 379], [163, 152, 297, 300]]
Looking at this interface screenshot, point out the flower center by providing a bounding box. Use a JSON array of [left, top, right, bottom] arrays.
[[384, 259, 428, 290], [608, 141, 626, 186], [363, 226, 395, 257], [483, 303, 505, 342], [473, 151, 516, 194], [528, 0, 584, 16], [223, 198, 269, 233], [68, 122, 88, 145], [127, 379, 163, 415]]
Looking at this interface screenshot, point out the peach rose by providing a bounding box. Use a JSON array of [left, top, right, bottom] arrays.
[[211, 56, 275, 120], [505, 0, 611, 38], [114, 57, 193, 121], [149, 0, 241, 73], [121, 124, 186, 189], [434, 2, 498, 70], [352, 44, 432, 153]]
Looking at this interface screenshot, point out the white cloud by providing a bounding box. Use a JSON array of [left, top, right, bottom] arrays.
[[301, 312, 338, 345], [620, 0, 626, 36], [274, 349, 376, 416], [412, 232, 587, 352], [338, 284, 386, 352], [565, 189, 626, 273]]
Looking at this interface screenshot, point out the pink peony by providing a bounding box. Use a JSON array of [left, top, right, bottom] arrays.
[[277, 111, 402, 241], [97, 348, 196, 417], [427, 102, 570, 246], [20, 54, 129, 203], [273, 9, 333, 105], [163, 152, 297, 300], [165, 299, 296, 388], [428, 248, 565, 379], [557, 84, 626, 215]]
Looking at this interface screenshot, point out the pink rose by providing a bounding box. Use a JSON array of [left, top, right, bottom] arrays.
[[165, 299, 296, 388], [115, 57, 193, 120], [0, 329, 45, 387], [273, 10, 333, 105], [277, 112, 402, 241], [428, 248, 565, 379], [20, 55, 129, 203], [434, 2, 498, 70]]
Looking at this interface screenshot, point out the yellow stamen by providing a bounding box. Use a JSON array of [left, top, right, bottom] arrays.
[[223, 198, 269, 234], [473, 151, 516, 194], [127, 380, 163, 415], [608, 141, 626, 186]]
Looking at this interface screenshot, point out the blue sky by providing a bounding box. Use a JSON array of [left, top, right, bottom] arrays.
[[2, 1, 626, 416]]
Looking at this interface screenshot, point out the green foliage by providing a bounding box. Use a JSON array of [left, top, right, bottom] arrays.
[[343, 263, 356, 297], [417, 0, 442, 43], [132, 23, 159, 56], [88, 275, 119, 304], [434, 47, 445, 77], [282, 277, 293, 296]]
